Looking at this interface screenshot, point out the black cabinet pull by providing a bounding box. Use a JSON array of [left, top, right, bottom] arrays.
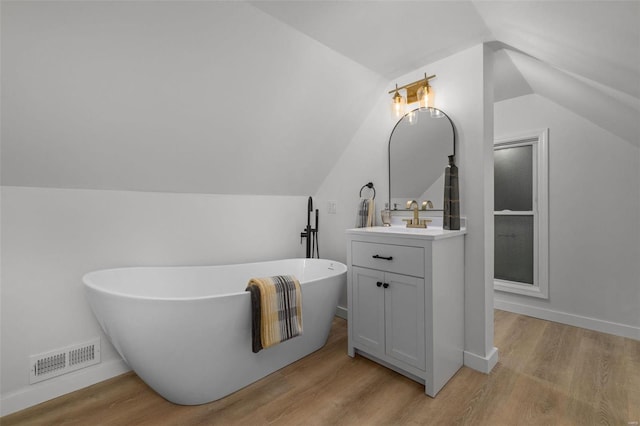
[[372, 255, 393, 261], [383, 283, 389, 289], [376, 281, 383, 287]]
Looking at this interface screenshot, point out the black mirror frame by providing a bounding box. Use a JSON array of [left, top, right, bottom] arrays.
[[387, 107, 457, 209]]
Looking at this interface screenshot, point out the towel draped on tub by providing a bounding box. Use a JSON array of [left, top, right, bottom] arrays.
[[245, 275, 303, 353]]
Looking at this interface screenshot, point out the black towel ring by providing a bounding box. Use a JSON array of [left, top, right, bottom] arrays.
[[359, 182, 376, 199]]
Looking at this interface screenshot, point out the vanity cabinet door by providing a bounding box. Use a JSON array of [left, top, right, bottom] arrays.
[[351, 266, 385, 354], [384, 272, 426, 370]]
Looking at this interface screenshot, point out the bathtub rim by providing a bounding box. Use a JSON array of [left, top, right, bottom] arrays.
[[83, 257, 346, 302]]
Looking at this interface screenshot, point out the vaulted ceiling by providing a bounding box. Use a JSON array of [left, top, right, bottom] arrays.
[[2, 1, 638, 196], [256, 1, 640, 147]]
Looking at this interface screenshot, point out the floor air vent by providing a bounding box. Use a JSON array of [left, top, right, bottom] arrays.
[[29, 338, 101, 384]]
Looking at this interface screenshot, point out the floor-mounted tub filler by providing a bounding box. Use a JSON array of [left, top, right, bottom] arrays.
[[83, 258, 346, 405]]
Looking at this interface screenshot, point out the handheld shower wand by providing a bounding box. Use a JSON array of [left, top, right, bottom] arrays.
[[312, 208, 319, 258]]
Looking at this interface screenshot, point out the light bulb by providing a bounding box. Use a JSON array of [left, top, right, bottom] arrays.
[[417, 84, 429, 110], [391, 89, 406, 120], [427, 84, 435, 108]]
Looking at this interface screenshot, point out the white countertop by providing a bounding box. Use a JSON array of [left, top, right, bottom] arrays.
[[346, 225, 466, 241]]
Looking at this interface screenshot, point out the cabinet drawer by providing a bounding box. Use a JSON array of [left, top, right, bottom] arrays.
[[351, 241, 424, 277]]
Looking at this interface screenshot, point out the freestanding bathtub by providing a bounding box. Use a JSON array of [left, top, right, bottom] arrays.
[[83, 258, 346, 405]]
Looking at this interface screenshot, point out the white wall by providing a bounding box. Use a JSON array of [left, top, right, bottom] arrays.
[[494, 94, 640, 338], [314, 44, 497, 371], [1, 1, 384, 196], [0, 186, 309, 415]]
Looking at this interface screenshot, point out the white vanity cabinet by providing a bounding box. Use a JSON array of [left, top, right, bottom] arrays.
[[351, 266, 426, 369], [346, 227, 466, 397]]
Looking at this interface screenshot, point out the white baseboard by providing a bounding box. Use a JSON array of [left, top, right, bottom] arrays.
[[463, 347, 499, 374], [1, 359, 130, 417], [335, 305, 348, 320], [494, 299, 640, 340]]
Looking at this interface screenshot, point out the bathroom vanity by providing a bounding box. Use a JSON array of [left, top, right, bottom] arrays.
[[345, 225, 465, 397]]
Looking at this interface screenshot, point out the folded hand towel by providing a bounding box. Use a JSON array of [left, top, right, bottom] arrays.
[[356, 198, 375, 228], [246, 275, 303, 353]]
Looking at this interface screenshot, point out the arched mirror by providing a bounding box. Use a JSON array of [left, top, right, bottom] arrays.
[[388, 107, 456, 210]]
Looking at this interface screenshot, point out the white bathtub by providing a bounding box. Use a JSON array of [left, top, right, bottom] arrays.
[[83, 258, 346, 405]]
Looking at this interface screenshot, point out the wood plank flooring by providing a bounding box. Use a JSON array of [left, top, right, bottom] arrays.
[[3, 310, 639, 425]]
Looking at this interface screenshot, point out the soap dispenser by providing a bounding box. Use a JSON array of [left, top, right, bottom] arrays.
[[381, 203, 392, 227]]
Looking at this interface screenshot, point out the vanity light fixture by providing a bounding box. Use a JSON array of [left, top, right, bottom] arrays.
[[389, 73, 436, 119]]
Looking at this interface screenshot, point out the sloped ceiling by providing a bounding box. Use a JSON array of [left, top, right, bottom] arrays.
[[251, 1, 492, 79], [256, 0, 639, 148], [476, 1, 640, 147], [1, 1, 386, 195], [2, 1, 638, 196], [492, 48, 533, 103]]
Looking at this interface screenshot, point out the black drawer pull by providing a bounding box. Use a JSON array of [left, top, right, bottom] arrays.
[[372, 255, 393, 261], [383, 283, 389, 289], [376, 281, 383, 287]]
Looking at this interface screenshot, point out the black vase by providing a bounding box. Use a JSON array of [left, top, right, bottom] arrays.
[[443, 155, 460, 230]]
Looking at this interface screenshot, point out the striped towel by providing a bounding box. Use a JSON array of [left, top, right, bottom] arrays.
[[245, 275, 303, 353], [356, 198, 375, 228]]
